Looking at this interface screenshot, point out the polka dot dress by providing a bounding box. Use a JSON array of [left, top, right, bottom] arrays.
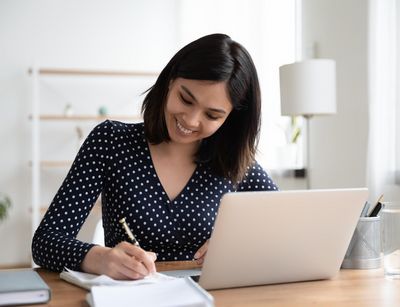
[[32, 120, 278, 272]]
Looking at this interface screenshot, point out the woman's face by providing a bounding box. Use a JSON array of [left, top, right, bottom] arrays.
[[164, 78, 233, 146]]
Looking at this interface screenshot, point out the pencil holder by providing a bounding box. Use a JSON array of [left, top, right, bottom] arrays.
[[341, 216, 382, 269]]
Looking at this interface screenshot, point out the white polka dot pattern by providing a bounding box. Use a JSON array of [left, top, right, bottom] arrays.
[[31, 120, 278, 272]]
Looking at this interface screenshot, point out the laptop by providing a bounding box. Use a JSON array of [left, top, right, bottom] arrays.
[[164, 188, 368, 290]]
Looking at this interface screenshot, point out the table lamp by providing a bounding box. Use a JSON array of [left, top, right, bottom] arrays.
[[279, 59, 336, 188]]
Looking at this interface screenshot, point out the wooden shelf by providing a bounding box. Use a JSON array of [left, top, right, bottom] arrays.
[[28, 68, 159, 77], [41, 160, 72, 168], [29, 160, 72, 168], [28, 66, 151, 249], [29, 114, 142, 121]]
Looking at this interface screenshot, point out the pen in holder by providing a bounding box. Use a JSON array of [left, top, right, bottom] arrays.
[[341, 216, 382, 269]]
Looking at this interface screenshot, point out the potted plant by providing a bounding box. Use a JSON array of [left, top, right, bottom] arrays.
[[0, 194, 12, 222]]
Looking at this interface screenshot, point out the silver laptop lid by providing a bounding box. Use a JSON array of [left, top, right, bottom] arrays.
[[199, 188, 368, 290]]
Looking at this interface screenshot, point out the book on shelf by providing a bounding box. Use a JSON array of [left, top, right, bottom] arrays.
[[0, 269, 51, 306]]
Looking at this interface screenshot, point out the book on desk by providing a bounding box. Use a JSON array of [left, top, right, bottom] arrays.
[[0, 269, 51, 306], [61, 268, 214, 307]]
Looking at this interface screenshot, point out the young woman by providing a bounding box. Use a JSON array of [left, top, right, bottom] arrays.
[[32, 33, 278, 280]]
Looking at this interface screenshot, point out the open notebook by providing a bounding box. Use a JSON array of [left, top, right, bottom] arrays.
[[60, 269, 213, 307], [60, 268, 174, 290]]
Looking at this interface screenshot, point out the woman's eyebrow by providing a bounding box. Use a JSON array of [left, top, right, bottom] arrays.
[[180, 85, 227, 114]]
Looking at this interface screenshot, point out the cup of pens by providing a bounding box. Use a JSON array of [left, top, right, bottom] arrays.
[[341, 200, 383, 269]]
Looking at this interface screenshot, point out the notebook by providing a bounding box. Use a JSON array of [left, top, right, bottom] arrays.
[[60, 268, 175, 290], [60, 269, 213, 307], [0, 269, 51, 306], [86, 278, 214, 307], [168, 188, 368, 290]]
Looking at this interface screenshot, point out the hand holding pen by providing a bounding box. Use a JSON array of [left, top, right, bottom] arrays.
[[116, 217, 157, 273], [81, 217, 157, 280]]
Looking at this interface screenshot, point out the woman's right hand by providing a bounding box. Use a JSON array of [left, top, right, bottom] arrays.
[[81, 242, 157, 280]]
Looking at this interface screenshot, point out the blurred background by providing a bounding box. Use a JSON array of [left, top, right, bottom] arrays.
[[0, 0, 399, 268]]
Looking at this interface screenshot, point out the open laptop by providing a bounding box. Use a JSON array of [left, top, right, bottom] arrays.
[[163, 188, 368, 290]]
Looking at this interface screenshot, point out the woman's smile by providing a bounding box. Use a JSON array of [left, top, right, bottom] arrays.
[[176, 118, 195, 135]]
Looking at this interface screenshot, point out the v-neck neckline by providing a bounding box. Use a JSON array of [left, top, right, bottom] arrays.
[[144, 138, 199, 203]]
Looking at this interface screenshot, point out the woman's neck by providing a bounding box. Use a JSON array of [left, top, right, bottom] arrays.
[[150, 140, 199, 163]]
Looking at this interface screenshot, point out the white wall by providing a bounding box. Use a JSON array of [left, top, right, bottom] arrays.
[[0, 0, 179, 266], [0, 0, 372, 266], [0, 0, 302, 266], [302, 0, 369, 189]]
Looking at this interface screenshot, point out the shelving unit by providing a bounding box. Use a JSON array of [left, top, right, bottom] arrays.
[[29, 67, 158, 242], [29, 114, 142, 121]]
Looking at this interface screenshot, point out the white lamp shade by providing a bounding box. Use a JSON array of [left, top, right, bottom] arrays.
[[279, 59, 337, 116]]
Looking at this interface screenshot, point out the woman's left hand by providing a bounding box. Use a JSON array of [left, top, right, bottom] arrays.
[[194, 240, 209, 265]]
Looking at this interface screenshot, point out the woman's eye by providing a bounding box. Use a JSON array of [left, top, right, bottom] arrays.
[[206, 113, 219, 120], [180, 94, 192, 105]]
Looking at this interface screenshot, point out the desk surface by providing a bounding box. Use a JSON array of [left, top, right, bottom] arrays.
[[28, 262, 400, 307]]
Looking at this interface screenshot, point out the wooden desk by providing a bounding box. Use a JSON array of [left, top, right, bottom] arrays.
[[30, 262, 400, 306]]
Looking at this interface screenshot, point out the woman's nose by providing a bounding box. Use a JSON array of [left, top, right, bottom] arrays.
[[183, 110, 201, 128]]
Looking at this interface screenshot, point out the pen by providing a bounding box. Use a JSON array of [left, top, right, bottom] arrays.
[[360, 201, 370, 217], [369, 202, 383, 217], [119, 217, 140, 246], [368, 194, 384, 217]]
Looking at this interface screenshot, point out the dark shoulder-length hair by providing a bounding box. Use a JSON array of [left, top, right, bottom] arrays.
[[141, 33, 261, 183]]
